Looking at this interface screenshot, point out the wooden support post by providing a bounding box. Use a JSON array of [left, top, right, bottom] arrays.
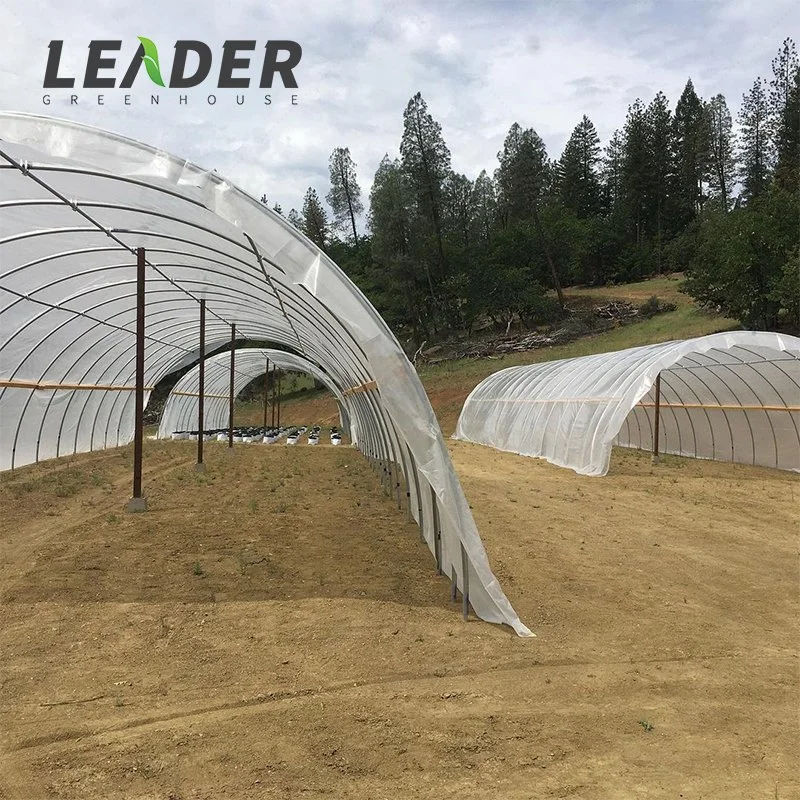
[[652, 372, 661, 465], [126, 247, 147, 512], [264, 359, 269, 428], [228, 324, 236, 448], [195, 299, 206, 472]]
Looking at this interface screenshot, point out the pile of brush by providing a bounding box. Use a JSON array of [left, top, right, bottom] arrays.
[[593, 301, 639, 320]]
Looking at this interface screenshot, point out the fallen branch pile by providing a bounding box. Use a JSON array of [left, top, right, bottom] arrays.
[[414, 297, 674, 365], [427, 328, 574, 362], [593, 301, 639, 320]]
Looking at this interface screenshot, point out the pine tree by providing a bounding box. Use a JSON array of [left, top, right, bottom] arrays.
[[646, 91, 676, 270], [369, 156, 412, 257], [471, 170, 496, 243], [601, 129, 625, 213], [444, 173, 474, 250], [621, 99, 652, 246], [369, 156, 428, 339], [400, 92, 452, 280], [326, 147, 364, 246], [768, 38, 799, 146], [558, 115, 602, 217], [774, 69, 800, 192], [738, 79, 773, 202], [370, 156, 414, 289], [705, 94, 736, 210], [286, 208, 302, 229], [496, 123, 549, 221], [301, 188, 328, 252], [496, 123, 564, 306], [673, 79, 708, 225], [770, 39, 800, 192], [272, 202, 283, 215]]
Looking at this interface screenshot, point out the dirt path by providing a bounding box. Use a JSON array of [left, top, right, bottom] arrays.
[[0, 446, 193, 597], [0, 440, 797, 799]]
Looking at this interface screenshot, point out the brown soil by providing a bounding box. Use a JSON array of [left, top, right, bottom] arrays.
[[0, 437, 797, 799]]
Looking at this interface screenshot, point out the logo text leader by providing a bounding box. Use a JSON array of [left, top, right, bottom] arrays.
[[44, 38, 302, 89]]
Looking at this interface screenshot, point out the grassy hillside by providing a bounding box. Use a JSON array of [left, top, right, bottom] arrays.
[[421, 275, 738, 433]]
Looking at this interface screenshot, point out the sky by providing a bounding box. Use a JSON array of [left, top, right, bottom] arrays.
[[1, 0, 796, 221]]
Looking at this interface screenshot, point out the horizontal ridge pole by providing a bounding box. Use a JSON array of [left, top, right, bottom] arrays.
[[0, 380, 155, 391]]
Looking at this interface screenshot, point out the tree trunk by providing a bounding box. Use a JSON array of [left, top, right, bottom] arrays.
[[315, 217, 328, 255], [401, 215, 436, 301], [656, 196, 662, 275], [340, 162, 360, 246], [719, 154, 728, 212], [531, 203, 566, 309]]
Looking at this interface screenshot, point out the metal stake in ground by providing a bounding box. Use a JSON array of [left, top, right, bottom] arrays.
[[126, 247, 147, 512], [228, 324, 236, 448], [196, 298, 206, 472]]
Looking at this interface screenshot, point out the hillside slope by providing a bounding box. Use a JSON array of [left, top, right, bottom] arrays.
[[247, 276, 738, 434]]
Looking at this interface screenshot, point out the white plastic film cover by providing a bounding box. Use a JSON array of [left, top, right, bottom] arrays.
[[0, 112, 531, 637], [454, 332, 800, 476]]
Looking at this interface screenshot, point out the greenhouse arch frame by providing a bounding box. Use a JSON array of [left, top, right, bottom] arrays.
[[0, 112, 531, 636], [454, 332, 800, 476]]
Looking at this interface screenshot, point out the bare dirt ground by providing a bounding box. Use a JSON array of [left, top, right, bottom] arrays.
[[0, 435, 797, 800]]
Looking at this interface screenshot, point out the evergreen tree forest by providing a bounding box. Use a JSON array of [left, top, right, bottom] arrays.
[[270, 39, 799, 345]]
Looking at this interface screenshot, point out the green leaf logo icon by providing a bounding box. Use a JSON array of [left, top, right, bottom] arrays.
[[138, 36, 166, 87]]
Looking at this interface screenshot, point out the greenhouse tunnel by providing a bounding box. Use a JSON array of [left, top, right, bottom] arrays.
[[0, 112, 531, 636], [157, 347, 350, 438], [454, 332, 800, 476]]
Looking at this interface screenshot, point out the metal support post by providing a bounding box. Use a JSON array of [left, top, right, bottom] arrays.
[[460, 542, 470, 620], [127, 247, 147, 512], [195, 299, 206, 472], [430, 486, 442, 575], [228, 324, 236, 448], [264, 359, 269, 428], [652, 372, 661, 464]]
